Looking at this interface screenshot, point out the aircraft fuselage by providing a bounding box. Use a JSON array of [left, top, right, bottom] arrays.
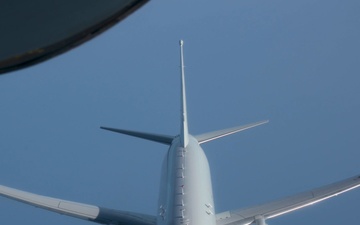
[[157, 135, 216, 225]]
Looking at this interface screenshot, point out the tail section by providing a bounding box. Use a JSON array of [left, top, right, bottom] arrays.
[[100, 40, 268, 147], [179, 40, 189, 148], [100, 126, 174, 145], [99, 40, 191, 147], [195, 120, 269, 144]]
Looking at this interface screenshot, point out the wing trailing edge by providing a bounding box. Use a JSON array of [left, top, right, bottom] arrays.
[[100, 126, 175, 145], [195, 120, 269, 144], [0, 184, 156, 225], [0, 184, 99, 220], [216, 174, 360, 225]]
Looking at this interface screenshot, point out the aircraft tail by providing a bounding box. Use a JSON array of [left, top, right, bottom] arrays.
[[195, 120, 269, 144], [100, 126, 174, 145], [179, 40, 189, 148], [101, 41, 267, 147], [100, 40, 190, 147]]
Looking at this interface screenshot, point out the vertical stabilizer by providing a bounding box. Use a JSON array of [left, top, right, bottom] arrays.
[[179, 40, 189, 147]]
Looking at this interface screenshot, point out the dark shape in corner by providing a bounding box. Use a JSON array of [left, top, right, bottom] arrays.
[[0, 0, 148, 75]]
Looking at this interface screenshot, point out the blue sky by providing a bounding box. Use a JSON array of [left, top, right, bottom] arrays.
[[1, 1, 360, 224]]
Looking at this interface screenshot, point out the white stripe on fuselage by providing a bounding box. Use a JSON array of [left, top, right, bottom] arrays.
[[157, 135, 216, 225]]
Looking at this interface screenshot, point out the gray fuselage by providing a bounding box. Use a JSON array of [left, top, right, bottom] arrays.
[[157, 135, 216, 225]]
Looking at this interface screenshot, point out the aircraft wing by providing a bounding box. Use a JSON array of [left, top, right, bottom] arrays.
[[0, 184, 156, 225], [216, 174, 360, 225]]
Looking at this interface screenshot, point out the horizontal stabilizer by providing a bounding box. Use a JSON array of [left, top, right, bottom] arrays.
[[195, 120, 269, 144], [0, 184, 156, 225], [101, 126, 175, 145]]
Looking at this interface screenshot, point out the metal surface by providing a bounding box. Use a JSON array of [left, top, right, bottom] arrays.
[[157, 136, 216, 225], [195, 120, 269, 144], [0, 0, 148, 74], [216, 175, 360, 225]]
